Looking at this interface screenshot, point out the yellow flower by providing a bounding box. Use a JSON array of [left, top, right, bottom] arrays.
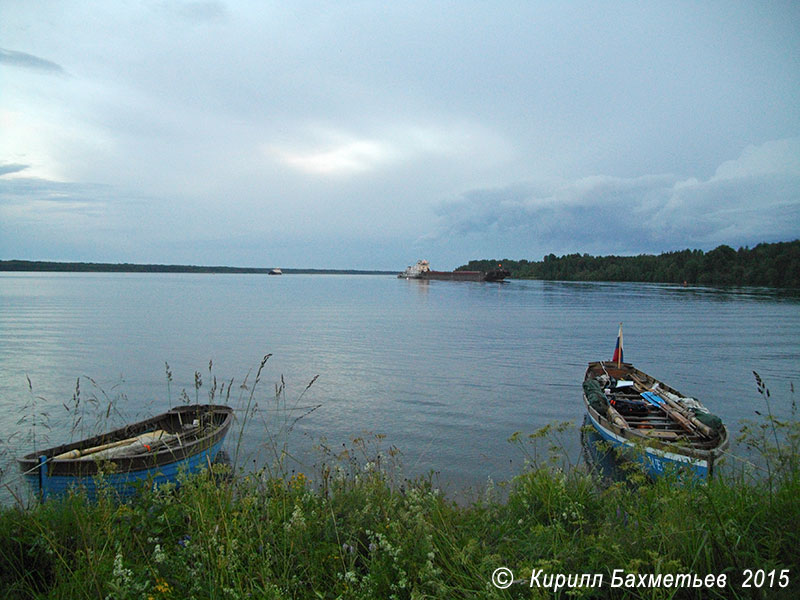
[[154, 577, 171, 594], [289, 472, 308, 489]]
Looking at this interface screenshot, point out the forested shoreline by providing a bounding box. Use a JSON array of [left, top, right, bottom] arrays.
[[3, 240, 798, 286], [459, 240, 800, 288], [0, 261, 391, 276]]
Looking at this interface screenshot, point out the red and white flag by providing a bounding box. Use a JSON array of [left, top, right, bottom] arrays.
[[612, 323, 623, 364]]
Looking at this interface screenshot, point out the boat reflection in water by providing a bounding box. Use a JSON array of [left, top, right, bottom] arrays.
[[580, 416, 637, 483]]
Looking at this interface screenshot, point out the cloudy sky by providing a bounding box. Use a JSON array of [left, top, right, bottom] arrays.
[[1, 1, 799, 270]]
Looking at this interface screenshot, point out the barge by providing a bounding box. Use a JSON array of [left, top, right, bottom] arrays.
[[398, 260, 510, 282]]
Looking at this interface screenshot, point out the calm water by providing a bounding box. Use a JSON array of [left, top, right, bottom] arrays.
[[1, 273, 799, 496]]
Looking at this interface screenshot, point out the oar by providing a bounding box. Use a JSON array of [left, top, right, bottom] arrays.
[[640, 392, 699, 436], [53, 430, 169, 460], [658, 392, 713, 437], [629, 373, 696, 433], [54, 438, 139, 460], [605, 403, 630, 429], [630, 374, 712, 438], [128, 430, 195, 456], [630, 373, 714, 437], [84, 431, 176, 460]]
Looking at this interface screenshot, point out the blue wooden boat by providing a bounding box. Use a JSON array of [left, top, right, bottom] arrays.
[[583, 361, 728, 480], [18, 404, 233, 500]]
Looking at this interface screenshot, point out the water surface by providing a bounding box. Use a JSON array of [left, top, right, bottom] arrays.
[[1, 273, 798, 496]]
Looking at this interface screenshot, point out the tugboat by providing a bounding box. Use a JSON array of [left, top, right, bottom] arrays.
[[398, 260, 510, 282]]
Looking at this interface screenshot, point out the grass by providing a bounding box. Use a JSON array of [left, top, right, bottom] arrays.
[[0, 370, 798, 599]]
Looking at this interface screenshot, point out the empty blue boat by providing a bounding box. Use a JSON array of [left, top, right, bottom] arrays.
[[18, 404, 233, 500]]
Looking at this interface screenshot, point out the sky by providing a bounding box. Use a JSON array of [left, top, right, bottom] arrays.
[[1, 1, 799, 270]]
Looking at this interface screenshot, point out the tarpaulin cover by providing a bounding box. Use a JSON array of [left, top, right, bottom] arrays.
[[583, 379, 608, 415], [692, 409, 724, 434]]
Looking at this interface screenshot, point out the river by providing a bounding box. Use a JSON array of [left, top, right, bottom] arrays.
[[1, 272, 798, 497]]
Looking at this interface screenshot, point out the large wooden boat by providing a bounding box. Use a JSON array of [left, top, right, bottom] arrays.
[[582, 361, 728, 480], [18, 404, 233, 499]]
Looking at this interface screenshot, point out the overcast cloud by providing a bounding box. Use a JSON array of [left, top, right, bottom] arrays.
[[1, 1, 798, 269]]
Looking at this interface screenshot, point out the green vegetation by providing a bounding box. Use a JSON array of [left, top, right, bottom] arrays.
[[459, 240, 800, 288], [0, 261, 392, 275], [1, 374, 798, 599]]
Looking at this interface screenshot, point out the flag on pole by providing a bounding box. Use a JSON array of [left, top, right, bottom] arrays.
[[612, 323, 623, 365]]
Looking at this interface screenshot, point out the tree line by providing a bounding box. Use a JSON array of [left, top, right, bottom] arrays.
[[457, 240, 800, 288], [0, 260, 392, 275]]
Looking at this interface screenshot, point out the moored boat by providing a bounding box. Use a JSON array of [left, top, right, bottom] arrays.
[[398, 259, 510, 282], [18, 404, 233, 499], [582, 329, 728, 480]]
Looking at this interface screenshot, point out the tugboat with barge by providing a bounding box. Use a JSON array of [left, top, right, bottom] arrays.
[[397, 260, 510, 282]]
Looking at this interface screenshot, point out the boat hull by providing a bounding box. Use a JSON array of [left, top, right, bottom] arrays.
[[23, 437, 227, 500], [584, 407, 710, 480], [582, 361, 728, 481], [399, 269, 510, 282], [18, 404, 233, 500], [424, 270, 486, 281]]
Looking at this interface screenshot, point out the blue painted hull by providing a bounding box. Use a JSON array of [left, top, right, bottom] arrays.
[[585, 409, 709, 480], [18, 404, 233, 501], [25, 438, 226, 500]]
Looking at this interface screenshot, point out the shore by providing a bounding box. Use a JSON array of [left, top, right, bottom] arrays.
[[2, 411, 797, 599], [0, 260, 394, 275]]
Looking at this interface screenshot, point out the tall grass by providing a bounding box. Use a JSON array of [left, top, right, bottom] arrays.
[[0, 368, 797, 599]]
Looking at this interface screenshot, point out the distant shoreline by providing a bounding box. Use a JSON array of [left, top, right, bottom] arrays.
[[0, 260, 394, 276], [458, 240, 800, 288]]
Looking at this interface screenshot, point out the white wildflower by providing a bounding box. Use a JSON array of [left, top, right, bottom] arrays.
[[284, 504, 306, 532], [152, 543, 166, 564]]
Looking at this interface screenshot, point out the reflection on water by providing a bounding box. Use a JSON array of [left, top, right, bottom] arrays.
[[580, 416, 631, 483]]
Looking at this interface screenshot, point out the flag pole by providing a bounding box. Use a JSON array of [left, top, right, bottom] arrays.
[[616, 322, 623, 368]]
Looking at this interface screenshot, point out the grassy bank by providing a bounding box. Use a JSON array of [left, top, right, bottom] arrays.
[[1, 378, 798, 599]]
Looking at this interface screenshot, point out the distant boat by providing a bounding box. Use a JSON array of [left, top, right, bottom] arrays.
[[582, 359, 728, 480], [269, 268, 283, 275], [398, 259, 510, 282], [18, 405, 233, 499]]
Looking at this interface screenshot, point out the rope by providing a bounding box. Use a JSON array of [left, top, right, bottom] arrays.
[[717, 448, 768, 473], [600, 362, 611, 381], [1, 456, 54, 492], [231, 405, 322, 413]]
